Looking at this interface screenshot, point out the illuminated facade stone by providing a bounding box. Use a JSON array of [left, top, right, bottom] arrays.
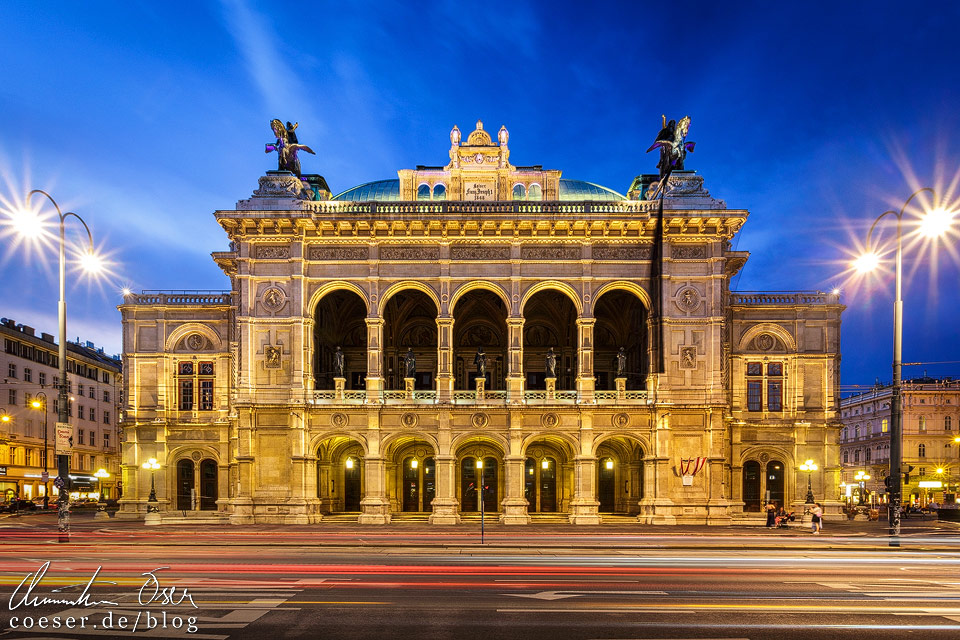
[[118, 122, 844, 524]]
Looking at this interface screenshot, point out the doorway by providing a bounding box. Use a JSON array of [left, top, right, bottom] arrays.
[[199, 459, 217, 510], [461, 457, 498, 512], [176, 459, 194, 510]]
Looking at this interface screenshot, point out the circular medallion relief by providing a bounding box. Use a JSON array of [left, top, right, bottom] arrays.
[[612, 412, 630, 429], [401, 412, 419, 428], [186, 334, 205, 351], [531, 447, 543, 459], [262, 287, 285, 311], [755, 333, 775, 351], [330, 412, 348, 428], [415, 447, 427, 459], [759, 452, 770, 463], [677, 287, 701, 311], [190, 451, 202, 461], [541, 412, 560, 429], [471, 412, 489, 429]]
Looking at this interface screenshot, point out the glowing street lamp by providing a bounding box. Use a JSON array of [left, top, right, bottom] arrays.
[[851, 188, 955, 538], [94, 468, 110, 519], [142, 457, 161, 519], [800, 459, 818, 504], [14, 190, 104, 543], [29, 393, 51, 508], [855, 470, 871, 504]]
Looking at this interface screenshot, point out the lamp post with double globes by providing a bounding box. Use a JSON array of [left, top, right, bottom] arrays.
[[15, 190, 103, 543], [142, 457, 162, 525], [29, 394, 50, 509], [853, 188, 956, 539], [800, 459, 818, 504]]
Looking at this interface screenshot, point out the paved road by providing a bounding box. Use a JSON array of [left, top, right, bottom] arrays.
[[1, 514, 959, 639]]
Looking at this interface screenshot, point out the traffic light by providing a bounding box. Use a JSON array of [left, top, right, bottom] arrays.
[[904, 465, 915, 485], [884, 476, 892, 493]]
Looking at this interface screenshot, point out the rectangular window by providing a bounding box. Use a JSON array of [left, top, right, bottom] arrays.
[[103, 432, 110, 448], [767, 380, 783, 411], [8, 389, 15, 405], [881, 418, 888, 433], [23, 367, 32, 382], [747, 380, 762, 412], [39, 372, 46, 386], [7, 363, 15, 378], [68, 400, 73, 417], [767, 362, 783, 376], [947, 416, 953, 431], [78, 429, 84, 445], [78, 405, 84, 420], [200, 379, 214, 411], [89, 387, 95, 399], [89, 431, 95, 447], [89, 408, 95, 422], [24, 392, 32, 407], [102, 371, 109, 383], [919, 416, 926, 432], [178, 380, 194, 411], [104, 391, 110, 403], [78, 384, 84, 397], [103, 411, 110, 425], [746, 362, 763, 376]]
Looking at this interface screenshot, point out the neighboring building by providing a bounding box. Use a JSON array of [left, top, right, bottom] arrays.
[[840, 377, 960, 507], [118, 121, 843, 524], [0, 318, 122, 502]]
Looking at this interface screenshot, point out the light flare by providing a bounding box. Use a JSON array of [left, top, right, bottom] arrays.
[[853, 252, 880, 273]]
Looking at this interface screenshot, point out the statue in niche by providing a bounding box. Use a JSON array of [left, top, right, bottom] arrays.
[[474, 346, 487, 376], [545, 347, 557, 379], [646, 115, 696, 190], [265, 118, 315, 177], [615, 347, 627, 377], [265, 346, 281, 368], [334, 346, 345, 378], [404, 348, 416, 378]]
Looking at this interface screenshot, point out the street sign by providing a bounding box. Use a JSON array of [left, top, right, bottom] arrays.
[[55, 422, 72, 451], [41, 471, 49, 481]]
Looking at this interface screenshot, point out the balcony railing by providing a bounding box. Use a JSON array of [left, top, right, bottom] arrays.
[[126, 290, 234, 305], [729, 291, 840, 306], [307, 389, 648, 406]]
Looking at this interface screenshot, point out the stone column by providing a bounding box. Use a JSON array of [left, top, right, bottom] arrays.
[[506, 317, 525, 404], [615, 377, 627, 400], [334, 377, 345, 401], [568, 455, 601, 524], [500, 454, 530, 524], [576, 318, 595, 403], [429, 454, 460, 524], [358, 456, 391, 524], [436, 317, 454, 403], [317, 460, 334, 513], [365, 318, 384, 404], [475, 376, 486, 400]]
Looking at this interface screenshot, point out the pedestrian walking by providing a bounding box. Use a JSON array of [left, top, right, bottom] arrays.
[[811, 502, 823, 534], [765, 502, 777, 528]]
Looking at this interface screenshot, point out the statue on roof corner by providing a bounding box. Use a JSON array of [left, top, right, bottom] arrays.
[[265, 119, 315, 178], [645, 115, 696, 197]]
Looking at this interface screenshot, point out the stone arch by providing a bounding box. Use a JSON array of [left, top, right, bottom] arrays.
[[739, 446, 793, 467], [378, 281, 441, 316], [449, 281, 511, 315], [307, 281, 370, 316], [165, 323, 223, 353], [450, 431, 508, 457], [167, 445, 222, 464], [591, 432, 651, 458], [311, 433, 369, 459], [380, 431, 440, 459], [592, 280, 652, 314], [738, 323, 797, 352], [519, 280, 583, 316], [520, 432, 580, 459]]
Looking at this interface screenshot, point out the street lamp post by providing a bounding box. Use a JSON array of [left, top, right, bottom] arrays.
[[800, 459, 818, 504], [142, 457, 161, 525], [853, 188, 955, 538], [24, 190, 101, 543], [94, 468, 110, 520], [29, 394, 50, 509]]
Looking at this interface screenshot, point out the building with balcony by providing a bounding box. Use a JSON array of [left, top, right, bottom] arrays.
[[0, 318, 122, 502], [118, 121, 843, 524], [840, 377, 960, 507]]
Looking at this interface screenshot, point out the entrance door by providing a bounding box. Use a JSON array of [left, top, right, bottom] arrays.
[[743, 461, 761, 512], [199, 459, 217, 510], [539, 458, 556, 512], [481, 457, 498, 513], [403, 457, 420, 511], [598, 458, 615, 512], [176, 460, 194, 510], [766, 460, 785, 507], [461, 457, 499, 512], [344, 458, 361, 511], [423, 457, 436, 510]]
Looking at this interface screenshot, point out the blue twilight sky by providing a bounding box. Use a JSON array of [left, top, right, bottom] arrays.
[[1, 1, 958, 390]]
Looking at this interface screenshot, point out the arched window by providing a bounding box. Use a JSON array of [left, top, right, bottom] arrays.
[[865, 448, 871, 463], [512, 184, 526, 200], [881, 418, 888, 433], [417, 184, 431, 201], [527, 184, 543, 200], [854, 426, 860, 439], [432, 184, 446, 201], [946, 416, 953, 431], [918, 443, 926, 458], [840, 427, 847, 441]]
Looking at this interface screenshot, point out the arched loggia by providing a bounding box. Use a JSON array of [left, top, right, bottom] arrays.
[[314, 290, 367, 390]]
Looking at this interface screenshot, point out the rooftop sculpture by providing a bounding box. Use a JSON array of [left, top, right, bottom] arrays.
[[265, 119, 315, 178]]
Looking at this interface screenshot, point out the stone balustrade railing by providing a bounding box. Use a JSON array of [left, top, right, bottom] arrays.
[[730, 291, 840, 306], [126, 290, 234, 305]]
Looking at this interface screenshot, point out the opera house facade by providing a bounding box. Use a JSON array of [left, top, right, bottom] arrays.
[[118, 121, 843, 524]]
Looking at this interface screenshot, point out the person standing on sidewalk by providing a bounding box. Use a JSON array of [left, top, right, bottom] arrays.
[[811, 503, 823, 534], [766, 502, 777, 528]]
